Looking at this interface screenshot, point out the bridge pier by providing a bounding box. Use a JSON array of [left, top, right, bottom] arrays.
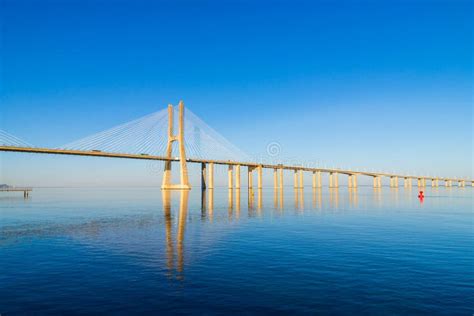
[[279, 167, 284, 189], [235, 165, 241, 189], [352, 174, 358, 188], [348, 175, 353, 188], [248, 166, 254, 190], [294, 170, 298, 189], [417, 178, 423, 187], [273, 168, 278, 189], [312, 171, 322, 188], [228, 165, 234, 189], [208, 163, 214, 189], [373, 176, 382, 188], [257, 166, 263, 189], [299, 169, 304, 189], [201, 163, 207, 190], [390, 176, 398, 188], [329, 172, 339, 188]]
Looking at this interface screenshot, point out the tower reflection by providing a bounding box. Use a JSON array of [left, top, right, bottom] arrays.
[[162, 190, 189, 280]]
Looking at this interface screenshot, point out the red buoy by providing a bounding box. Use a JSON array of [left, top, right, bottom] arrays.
[[418, 191, 424, 203]]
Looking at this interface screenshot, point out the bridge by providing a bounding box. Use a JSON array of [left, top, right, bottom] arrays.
[[1, 101, 472, 190]]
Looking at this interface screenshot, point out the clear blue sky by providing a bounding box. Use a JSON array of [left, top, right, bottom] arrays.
[[1, 0, 472, 187]]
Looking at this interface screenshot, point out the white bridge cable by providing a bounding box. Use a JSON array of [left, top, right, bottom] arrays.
[[59, 110, 168, 154], [57, 106, 252, 162], [0, 130, 34, 148], [184, 108, 251, 162]]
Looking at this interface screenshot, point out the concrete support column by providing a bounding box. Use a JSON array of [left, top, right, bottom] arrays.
[[294, 170, 298, 189], [394, 177, 398, 188], [378, 177, 382, 188], [228, 165, 233, 189], [348, 175, 353, 188], [417, 179, 421, 187], [373, 176, 378, 188], [273, 169, 278, 189], [208, 163, 214, 189], [201, 163, 207, 190], [279, 168, 284, 189], [299, 170, 304, 188], [312, 172, 317, 189], [235, 165, 241, 189], [316, 171, 322, 188], [353, 175, 358, 188], [332, 173, 339, 188], [257, 166, 263, 189], [248, 167, 254, 190], [329, 173, 334, 188], [404, 178, 408, 188]]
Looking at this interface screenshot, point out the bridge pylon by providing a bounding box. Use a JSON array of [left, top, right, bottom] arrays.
[[161, 101, 191, 190]]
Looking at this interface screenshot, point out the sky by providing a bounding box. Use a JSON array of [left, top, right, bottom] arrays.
[[0, 0, 472, 187]]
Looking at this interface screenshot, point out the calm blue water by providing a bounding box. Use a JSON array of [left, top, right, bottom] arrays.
[[1, 187, 472, 314]]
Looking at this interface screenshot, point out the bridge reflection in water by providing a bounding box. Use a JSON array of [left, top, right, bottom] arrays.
[[162, 190, 189, 280], [157, 183, 444, 278]]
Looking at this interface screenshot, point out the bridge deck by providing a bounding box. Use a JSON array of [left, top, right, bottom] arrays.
[[0, 145, 471, 182]]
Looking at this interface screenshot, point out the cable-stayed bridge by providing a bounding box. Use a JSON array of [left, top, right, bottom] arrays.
[[1, 101, 472, 189]]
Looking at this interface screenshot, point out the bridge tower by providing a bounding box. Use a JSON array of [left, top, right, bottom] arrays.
[[161, 101, 191, 190]]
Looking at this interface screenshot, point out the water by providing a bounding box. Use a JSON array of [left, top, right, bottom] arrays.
[[1, 187, 472, 314]]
